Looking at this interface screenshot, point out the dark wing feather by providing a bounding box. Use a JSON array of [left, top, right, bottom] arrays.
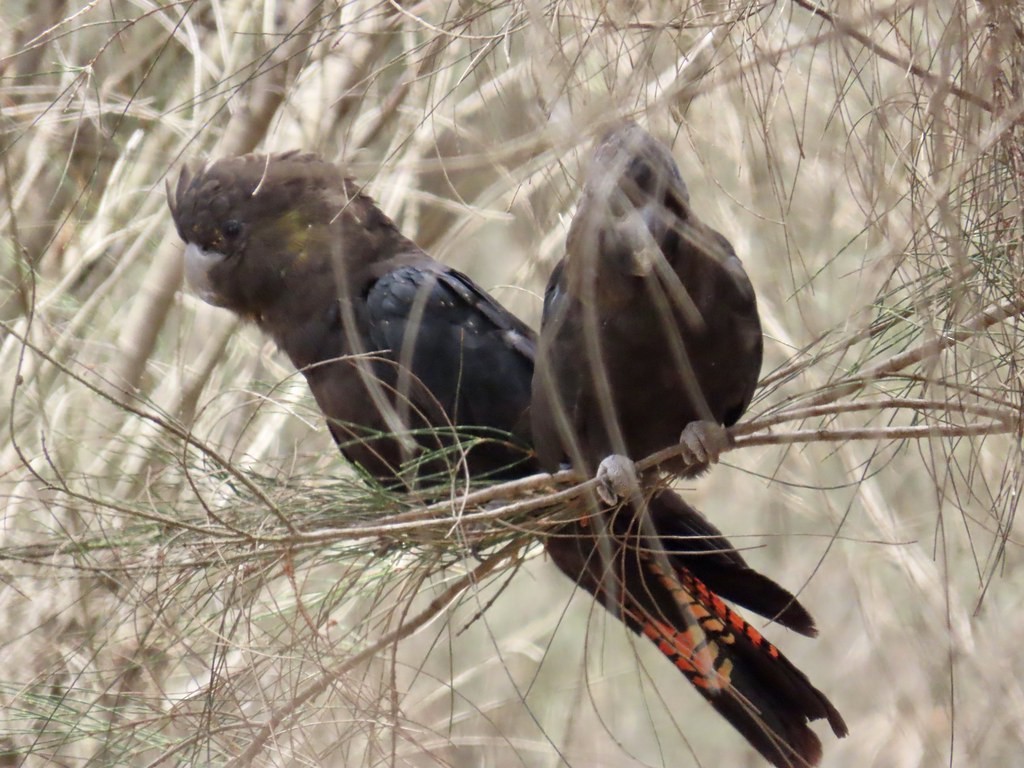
[[365, 262, 538, 478], [440, 267, 538, 359], [531, 258, 589, 471], [539, 259, 566, 328]]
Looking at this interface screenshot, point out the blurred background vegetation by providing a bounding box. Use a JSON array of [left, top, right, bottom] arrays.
[[2, 1, 1022, 765]]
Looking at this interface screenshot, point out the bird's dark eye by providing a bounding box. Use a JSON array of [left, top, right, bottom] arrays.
[[222, 219, 242, 239], [627, 158, 654, 191]]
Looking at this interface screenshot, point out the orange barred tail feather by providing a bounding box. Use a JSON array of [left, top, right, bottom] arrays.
[[641, 558, 848, 766], [647, 489, 819, 637], [545, 510, 847, 768]]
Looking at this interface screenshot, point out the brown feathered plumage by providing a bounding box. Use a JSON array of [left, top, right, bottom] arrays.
[[532, 124, 846, 766], [168, 151, 537, 483], [168, 149, 843, 766], [532, 122, 764, 478]]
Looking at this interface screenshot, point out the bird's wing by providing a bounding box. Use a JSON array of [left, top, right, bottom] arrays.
[[364, 261, 537, 478], [530, 258, 592, 471]]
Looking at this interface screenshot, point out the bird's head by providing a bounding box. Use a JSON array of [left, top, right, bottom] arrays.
[[568, 122, 692, 283], [167, 151, 366, 322], [591, 121, 690, 213]]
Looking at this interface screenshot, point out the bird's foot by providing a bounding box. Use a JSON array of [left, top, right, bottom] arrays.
[[678, 420, 732, 473], [596, 454, 641, 506]]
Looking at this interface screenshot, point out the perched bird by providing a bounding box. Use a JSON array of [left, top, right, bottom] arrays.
[[168, 151, 537, 484], [532, 121, 764, 485], [165, 151, 794, 604], [532, 123, 847, 766], [168, 150, 839, 766]]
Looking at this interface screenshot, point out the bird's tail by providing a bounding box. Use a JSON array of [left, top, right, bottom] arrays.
[[545, 497, 847, 767], [646, 488, 820, 637]]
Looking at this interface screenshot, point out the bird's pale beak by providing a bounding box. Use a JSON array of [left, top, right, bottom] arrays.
[[184, 242, 229, 306]]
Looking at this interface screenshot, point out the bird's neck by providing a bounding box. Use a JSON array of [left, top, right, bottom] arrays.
[[253, 192, 419, 371], [254, 271, 347, 371]]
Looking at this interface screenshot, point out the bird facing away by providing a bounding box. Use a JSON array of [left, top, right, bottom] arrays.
[[168, 150, 843, 766], [532, 123, 846, 766], [532, 121, 764, 483], [168, 151, 537, 484]]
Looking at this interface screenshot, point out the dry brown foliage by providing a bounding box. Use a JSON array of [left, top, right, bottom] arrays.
[[1, 1, 1023, 765]]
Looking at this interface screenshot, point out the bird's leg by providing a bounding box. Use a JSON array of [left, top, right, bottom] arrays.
[[677, 420, 732, 474], [596, 454, 642, 506]]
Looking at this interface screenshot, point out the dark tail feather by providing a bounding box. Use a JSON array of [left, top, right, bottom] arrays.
[[545, 516, 847, 767], [647, 489, 818, 637]]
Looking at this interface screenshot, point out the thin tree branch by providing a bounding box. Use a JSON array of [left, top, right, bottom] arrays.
[[792, 0, 994, 112], [221, 538, 526, 768]]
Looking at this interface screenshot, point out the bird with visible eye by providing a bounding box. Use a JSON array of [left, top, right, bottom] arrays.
[[181, 218, 245, 308], [533, 121, 763, 484], [222, 219, 242, 239], [531, 122, 846, 768], [167, 150, 538, 482], [167, 147, 843, 768]]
